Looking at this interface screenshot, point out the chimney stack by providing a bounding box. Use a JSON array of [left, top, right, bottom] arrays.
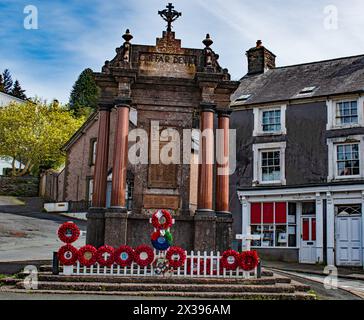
[[246, 40, 276, 75]]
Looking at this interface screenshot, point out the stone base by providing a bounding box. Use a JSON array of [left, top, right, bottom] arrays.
[[86, 209, 233, 251], [86, 207, 106, 248], [104, 208, 128, 247]]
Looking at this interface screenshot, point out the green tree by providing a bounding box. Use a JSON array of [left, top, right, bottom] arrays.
[[0, 100, 84, 176], [69, 68, 99, 118], [0, 74, 4, 92], [2, 69, 13, 94], [11, 80, 27, 100]]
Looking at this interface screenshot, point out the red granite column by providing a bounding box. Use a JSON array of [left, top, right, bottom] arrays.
[[110, 103, 130, 210], [197, 103, 215, 214], [215, 110, 231, 214], [92, 105, 110, 208]]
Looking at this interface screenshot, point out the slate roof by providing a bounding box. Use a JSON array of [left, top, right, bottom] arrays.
[[231, 54, 364, 106]]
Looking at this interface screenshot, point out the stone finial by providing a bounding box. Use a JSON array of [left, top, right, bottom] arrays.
[[203, 34, 213, 48], [256, 40, 263, 48], [122, 29, 133, 63], [122, 29, 133, 43]]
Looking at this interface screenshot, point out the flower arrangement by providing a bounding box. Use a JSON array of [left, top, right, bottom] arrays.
[[58, 244, 78, 266], [96, 245, 115, 267], [57, 221, 80, 244], [239, 250, 259, 271], [134, 245, 155, 267], [78, 245, 97, 267], [114, 245, 135, 267], [220, 249, 240, 271], [166, 246, 186, 268]]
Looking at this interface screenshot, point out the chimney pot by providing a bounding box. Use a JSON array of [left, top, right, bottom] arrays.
[[246, 40, 276, 75]]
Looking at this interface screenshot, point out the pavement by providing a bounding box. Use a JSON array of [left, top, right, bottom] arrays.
[[262, 260, 364, 281], [0, 196, 86, 264]]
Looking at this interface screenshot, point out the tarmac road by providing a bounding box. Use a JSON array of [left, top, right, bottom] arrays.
[[0, 210, 86, 263], [273, 269, 363, 300]]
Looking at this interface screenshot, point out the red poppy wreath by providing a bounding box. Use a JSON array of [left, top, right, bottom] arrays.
[[58, 221, 80, 244], [220, 249, 240, 271], [58, 244, 78, 266]]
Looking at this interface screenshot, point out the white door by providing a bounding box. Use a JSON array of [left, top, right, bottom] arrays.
[[299, 216, 317, 264], [335, 216, 362, 266]]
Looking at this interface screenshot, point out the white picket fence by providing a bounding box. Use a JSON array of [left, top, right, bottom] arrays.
[[64, 250, 258, 279]]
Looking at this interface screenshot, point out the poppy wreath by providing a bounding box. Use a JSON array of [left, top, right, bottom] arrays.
[[239, 250, 260, 271], [58, 221, 80, 244], [96, 245, 115, 267], [78, 245, 97, 267], [151, 209, 173, 230], [220, 249, 240, 271], [150, 230, 173, 251], [134, 245, 155, 267], [58, 244, 78, 266], [166, 246, 186, 268], [114, 245, 134, 267]]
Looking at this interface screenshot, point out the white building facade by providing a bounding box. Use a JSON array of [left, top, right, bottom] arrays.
[[230, 45, 364, 267]]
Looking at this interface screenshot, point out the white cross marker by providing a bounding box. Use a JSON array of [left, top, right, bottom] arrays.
[[102, 252, 110, 261], [236, 226, 261, 251]]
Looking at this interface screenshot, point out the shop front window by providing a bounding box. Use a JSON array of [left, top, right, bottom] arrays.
[[251, 202, 297, 248]]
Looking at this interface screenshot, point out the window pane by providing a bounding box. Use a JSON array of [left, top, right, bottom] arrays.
[[275, 225, 287, 247], [261, 150, 281, 181], [251, 225, 262, 247], [262, 225, 274, 247], [336, 101, 358, 124], [262, 109, 281, 132], [337, 143, 360, 176]]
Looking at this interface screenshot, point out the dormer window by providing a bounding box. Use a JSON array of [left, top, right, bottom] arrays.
[[298, 86, 316, 95], [236, 94, 251, 102], [253, 105, 287, 136]]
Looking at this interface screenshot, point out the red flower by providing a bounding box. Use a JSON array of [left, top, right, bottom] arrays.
[[58, 222, 80, 244], [78, 245, 97, 267], [58, 244, 78, 266], [239, 250, 259, 271], [166, 246, 186, 268], [220, 249, 240, 271], [96, 245, 115, 267], [151, 209, 173, 230], [134, 245, 155, 267], [114, 245, 134, 267], [151, 230, 160, 241]]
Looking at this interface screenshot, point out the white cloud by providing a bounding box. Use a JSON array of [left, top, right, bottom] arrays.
[[1, 0, 364, 103]]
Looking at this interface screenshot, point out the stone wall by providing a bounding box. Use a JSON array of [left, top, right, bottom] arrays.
[[0, 176, 39, 197]]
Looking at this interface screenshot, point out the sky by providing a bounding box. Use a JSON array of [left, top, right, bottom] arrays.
[[1, 0, 364, 103]]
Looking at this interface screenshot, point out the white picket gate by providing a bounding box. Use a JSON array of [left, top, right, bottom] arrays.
[[64, 250, 258, 279]]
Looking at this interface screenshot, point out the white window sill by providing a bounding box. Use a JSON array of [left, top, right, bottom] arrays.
[[253, 131, 286, 137], [329, 175, 362, 181], [253, 180, 285, 186], [328, 123, 363, 130]]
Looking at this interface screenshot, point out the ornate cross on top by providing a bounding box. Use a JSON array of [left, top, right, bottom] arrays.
[[158, 3, 182, 32]]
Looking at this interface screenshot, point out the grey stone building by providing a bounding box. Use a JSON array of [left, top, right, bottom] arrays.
[[231, 41, 364, 267]]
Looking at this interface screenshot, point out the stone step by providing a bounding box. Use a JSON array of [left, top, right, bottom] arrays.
[[15, 281, 298, 294], [36, 273, 290, 286], [4, 287, 315, 300], [38, 265, 274, 277]]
